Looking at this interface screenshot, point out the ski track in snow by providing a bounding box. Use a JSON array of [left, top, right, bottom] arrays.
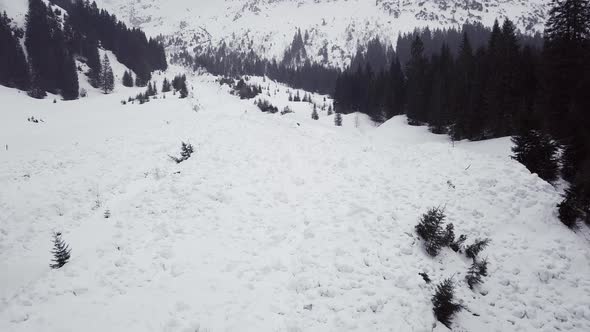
[[1, 72, 590, 332]]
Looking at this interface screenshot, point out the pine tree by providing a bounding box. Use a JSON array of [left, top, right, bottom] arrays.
[[415, 207, 448, 256], [432, 278, 462, 328], [179, 80, 188, 98], [405, 36, 428, 123], [511, 129, 559, 183], [465, 238, 491, 259], [169, 141, 194, 163], [86, 39, 102, 88], [26, 0, 68, 95], [466, 258, 489, 289], [162, 77, 171, 92], [50, 232, 71, 269], [100, 54, 114, 94], [59, 50, 79, 100], [311, 104, 319, 120], [388, 56, 405, 118], [542, 0, 590, 138], [452, 32, 476, 140], [122, 70, 134, 87], [334, 112, 343, 127]]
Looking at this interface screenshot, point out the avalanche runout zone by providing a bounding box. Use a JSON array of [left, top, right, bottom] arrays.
[[0, 76, 590, 332]]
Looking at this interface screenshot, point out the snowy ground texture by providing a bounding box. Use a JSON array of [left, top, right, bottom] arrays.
[[2, 68, 590, 332]]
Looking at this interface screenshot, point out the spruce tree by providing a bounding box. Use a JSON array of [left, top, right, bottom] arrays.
[[122, 70, 134, 87], [50, 232, 71, 269], [511, 129, 559, 183], [179, 80, 188, 98], [388, 56, 405, 118], [59, 50, 79, 100], [334, 112, 343, 126], [26, 0, 60, 94], [452, 32, 476, 140], [542, 0, 590, 138], [405, 36, 428, 123], [85, 39, 101, 88], [100, 54, 114, 94], [311, 104, 319, 120], [432, 278, 462, 328], [162, 77, 171, 92]]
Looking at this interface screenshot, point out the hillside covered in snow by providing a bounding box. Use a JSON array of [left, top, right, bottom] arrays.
[[1, 66, 590, 331]]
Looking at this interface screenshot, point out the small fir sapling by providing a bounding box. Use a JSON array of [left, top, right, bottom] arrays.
[[466, 258, 489, 289], [50, 232, 71, 269], [169, 142, 194, 163], [432, 278, 463, 328], [465, 238, 491, 259], [415, 207, 446, 256]]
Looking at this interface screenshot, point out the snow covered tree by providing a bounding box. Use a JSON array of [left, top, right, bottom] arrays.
[[511, 129, 559, 183], [432, 278, 462, 328], [415, 207, 448, 256], [50, 232, 71, 269], [450, 234, 467, 253], [99, 54, 114, 94], [169, 141, 194, 163], [465, 258, 489, 289]]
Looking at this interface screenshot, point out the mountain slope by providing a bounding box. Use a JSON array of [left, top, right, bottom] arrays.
[[94, 0, 548, 66], [1, 71, 589, 331]]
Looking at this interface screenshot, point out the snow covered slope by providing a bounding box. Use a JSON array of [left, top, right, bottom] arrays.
[[91, 0, 548, 66], [1, 71, 590, 331]]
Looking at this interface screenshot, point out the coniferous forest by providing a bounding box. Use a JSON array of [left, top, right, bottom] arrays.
[[0, 0, 167, 100]]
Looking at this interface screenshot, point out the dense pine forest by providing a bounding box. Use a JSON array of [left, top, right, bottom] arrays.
[[0, 0, 167, 100]]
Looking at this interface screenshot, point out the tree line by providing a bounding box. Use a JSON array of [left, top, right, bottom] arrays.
[[171, 29, 340, 95], [0, 0, 167, 100]]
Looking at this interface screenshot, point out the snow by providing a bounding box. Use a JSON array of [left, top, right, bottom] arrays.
[[1, 67, 590, 331]]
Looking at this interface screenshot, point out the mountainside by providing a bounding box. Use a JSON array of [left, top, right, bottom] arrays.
[[94, 0, 548, 66]]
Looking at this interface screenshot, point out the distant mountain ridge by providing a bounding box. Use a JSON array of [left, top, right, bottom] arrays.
[[90, 0, 548, 66]]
